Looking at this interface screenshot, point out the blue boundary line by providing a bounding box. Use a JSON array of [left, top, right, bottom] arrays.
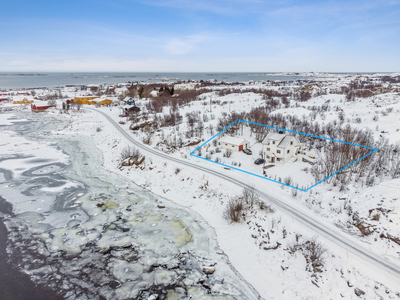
[[190, 119, 378, 191]]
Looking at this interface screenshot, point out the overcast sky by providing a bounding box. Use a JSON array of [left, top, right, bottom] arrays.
[[1, 0, 399, 72]]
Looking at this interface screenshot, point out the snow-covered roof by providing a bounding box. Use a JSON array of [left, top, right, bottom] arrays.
[[262, 132, 279, 145], [277, 135, 293, 148], [262, 132, 299, 148], [269, 133, 286, 141], [220, 136, 248, 145]]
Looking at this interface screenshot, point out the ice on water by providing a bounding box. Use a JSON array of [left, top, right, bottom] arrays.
[[0, 114, 259, 300]]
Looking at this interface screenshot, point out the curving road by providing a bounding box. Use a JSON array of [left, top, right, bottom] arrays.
[[87, 107, 400, 286]]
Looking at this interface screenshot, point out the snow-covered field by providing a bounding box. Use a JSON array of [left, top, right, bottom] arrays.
[[1, 72, 400, 299]]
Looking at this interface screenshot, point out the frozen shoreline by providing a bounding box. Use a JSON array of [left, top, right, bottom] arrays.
[[0, 112, 261, 300]]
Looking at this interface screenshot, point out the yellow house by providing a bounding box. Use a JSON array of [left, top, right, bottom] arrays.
[[73, 96, 100, 105], [88, 100, 98, 105], [13, 98, 34, 104], [99, 99, 113, 106]]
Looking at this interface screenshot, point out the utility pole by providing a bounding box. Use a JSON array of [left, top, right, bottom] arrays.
[[210, 95, 212, 113]]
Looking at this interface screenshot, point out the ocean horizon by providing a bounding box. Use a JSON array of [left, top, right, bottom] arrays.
[[0, 71, 372, 90]]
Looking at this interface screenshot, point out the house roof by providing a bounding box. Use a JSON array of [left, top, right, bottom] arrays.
[[277, 136, 293, 148], [262, 132, 285, 145], [269, 133, 286, 141], [221, 136, 248, 146], [262, 132, 299, 149]]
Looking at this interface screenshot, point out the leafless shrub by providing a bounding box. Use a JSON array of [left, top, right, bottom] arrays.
[[243, 186, 259, 207], [303, 238, 327, 272], [371, 213, 380, 221], [284, 176, 293, 185], [142, 132, 153, 145], [74, 99, 83, 110], [175, 167, 181, 174], [223, 197, 244, 223], [96, 127, 102, 132], [120, 145, 141, 161], [287, 236, 327, 273], [258, 200, 273, 212], [223, 149, 232, 158]]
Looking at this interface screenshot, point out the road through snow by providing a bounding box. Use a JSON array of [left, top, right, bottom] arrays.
[[86, 107, 400, 290]]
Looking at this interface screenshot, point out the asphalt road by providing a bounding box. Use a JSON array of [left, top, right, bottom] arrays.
[[87, 107, 400, 286]]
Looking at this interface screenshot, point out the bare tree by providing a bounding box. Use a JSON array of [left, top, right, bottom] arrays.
[[223, 197, 244, 223], [242, 186, 259, 207], [74, 100, 83, 110]]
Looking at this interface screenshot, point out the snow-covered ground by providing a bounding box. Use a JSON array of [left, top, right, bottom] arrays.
[[36, 106, 399, 299], [1, 73, 400, 299]]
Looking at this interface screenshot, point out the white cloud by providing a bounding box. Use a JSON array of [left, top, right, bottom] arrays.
[[162, 35, 209, 55]]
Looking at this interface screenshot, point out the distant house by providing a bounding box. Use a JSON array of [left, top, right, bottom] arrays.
[[73, 96, 100, 104], [220, 136, 250, 152], [124, 97, 135, 105], [13, 97, 34, 105], [262, 132, 302, 163]]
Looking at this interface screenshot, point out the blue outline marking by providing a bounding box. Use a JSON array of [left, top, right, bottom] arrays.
[[190, 120, 377, 191]]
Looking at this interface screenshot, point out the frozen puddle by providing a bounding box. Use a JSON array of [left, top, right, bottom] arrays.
[[0, 115, 260, 300]]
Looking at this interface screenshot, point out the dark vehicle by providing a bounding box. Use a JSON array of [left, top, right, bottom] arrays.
[[254, 158, 265, 165], [242, 148, 252, 155]]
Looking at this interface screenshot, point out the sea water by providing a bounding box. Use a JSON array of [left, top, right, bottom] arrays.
[[0, 72, 313, 90], [0, 112, 260, 300]]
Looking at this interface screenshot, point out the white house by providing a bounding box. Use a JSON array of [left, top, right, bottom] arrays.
[[220, 136, 250, 152], [262, 132, 302, 163]]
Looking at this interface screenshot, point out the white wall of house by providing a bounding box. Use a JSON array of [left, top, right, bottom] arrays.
[[220, 137, 250, 152], [263, 135, 302, 163], [222, 142, 240, 152]]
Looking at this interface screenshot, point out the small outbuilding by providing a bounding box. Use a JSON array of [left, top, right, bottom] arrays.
[[220, 136, 250, 152]]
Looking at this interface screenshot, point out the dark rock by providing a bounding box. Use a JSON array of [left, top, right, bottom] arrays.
[[354, 288, 365, 297]]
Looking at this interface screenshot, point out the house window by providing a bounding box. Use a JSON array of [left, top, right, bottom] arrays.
[[273, 141, 275, 144], [277, 150, 281, 153], [287, 150, 290, 154], [277, 158, 280, 161], [232, 145, 234, 147], [290, 141, 293, 145], [225, 143, 228, 146], [298, 151, 300, 154], [267, 147, 270, 151], [267, 155, 270, 158]]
